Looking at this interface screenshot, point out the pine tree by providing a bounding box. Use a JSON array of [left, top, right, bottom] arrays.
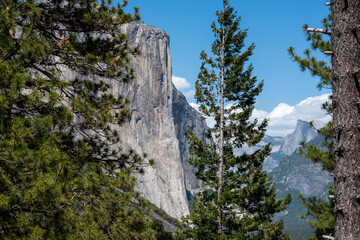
[[331, 1, 360, 238], [180, 1, 290, 239], [0, 0, 155, 238], [288, 12, 335, 240], [292, 2, 360, 238]]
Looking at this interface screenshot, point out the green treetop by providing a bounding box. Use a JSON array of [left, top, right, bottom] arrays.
[[0, 0, 155, 239], [180, 1, 290, 239]]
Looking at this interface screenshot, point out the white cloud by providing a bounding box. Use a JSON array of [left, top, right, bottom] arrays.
[[251, 109, 269, 121], [269, 103, 294, 119], [172, 76, 191, 89], [190, 94, 332, 137], [253, 94, 331, 136], [184, 90, 195, 98]]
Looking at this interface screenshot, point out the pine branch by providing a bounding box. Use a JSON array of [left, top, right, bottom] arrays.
[[0, 157, 15, 163]]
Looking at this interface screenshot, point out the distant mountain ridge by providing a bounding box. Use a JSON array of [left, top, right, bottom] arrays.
[[260, 120, 332, 239], [243, 119, 319, 172], [229, 118, 331, 239]]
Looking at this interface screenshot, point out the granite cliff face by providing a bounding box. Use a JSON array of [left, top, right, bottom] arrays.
[[98, 22, 209, 220], [112, 22, 191, 219], [51, 22, 195, 219], [112, 22, 209, 219]]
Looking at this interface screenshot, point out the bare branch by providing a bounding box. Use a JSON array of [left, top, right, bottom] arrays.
[[307, 28, 332, 35]]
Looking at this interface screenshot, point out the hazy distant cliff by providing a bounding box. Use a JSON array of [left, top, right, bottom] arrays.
[[280, 120, 317, 155], [172, 88, 208, 194]]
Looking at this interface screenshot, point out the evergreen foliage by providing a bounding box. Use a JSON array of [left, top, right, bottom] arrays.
[[180, 1, 290, 239], [288, 13, 334, 240], [0, 0, 156, 238], [288, 15, 332, 91], [151, 219, 174, 240], [298, 186, 334, 240]]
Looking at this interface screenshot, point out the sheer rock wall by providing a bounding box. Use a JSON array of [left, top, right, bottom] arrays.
[[57, 22, 205, 220], [113, 22, 190, 219]]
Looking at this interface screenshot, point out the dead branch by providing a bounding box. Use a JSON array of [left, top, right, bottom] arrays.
[[307, 28, 332, 35]]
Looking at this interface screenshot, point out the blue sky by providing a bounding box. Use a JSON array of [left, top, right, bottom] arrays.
[[126, 0, 331, 136]]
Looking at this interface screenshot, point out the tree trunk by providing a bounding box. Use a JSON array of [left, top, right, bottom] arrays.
[[331, 0, 360, 238], [217, 2, 225, 234]]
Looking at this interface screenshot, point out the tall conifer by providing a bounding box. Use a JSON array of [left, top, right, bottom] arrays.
[[0, 0, 155, 238], [331, 1, 360, 238], [181, 1, 290, 239]]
